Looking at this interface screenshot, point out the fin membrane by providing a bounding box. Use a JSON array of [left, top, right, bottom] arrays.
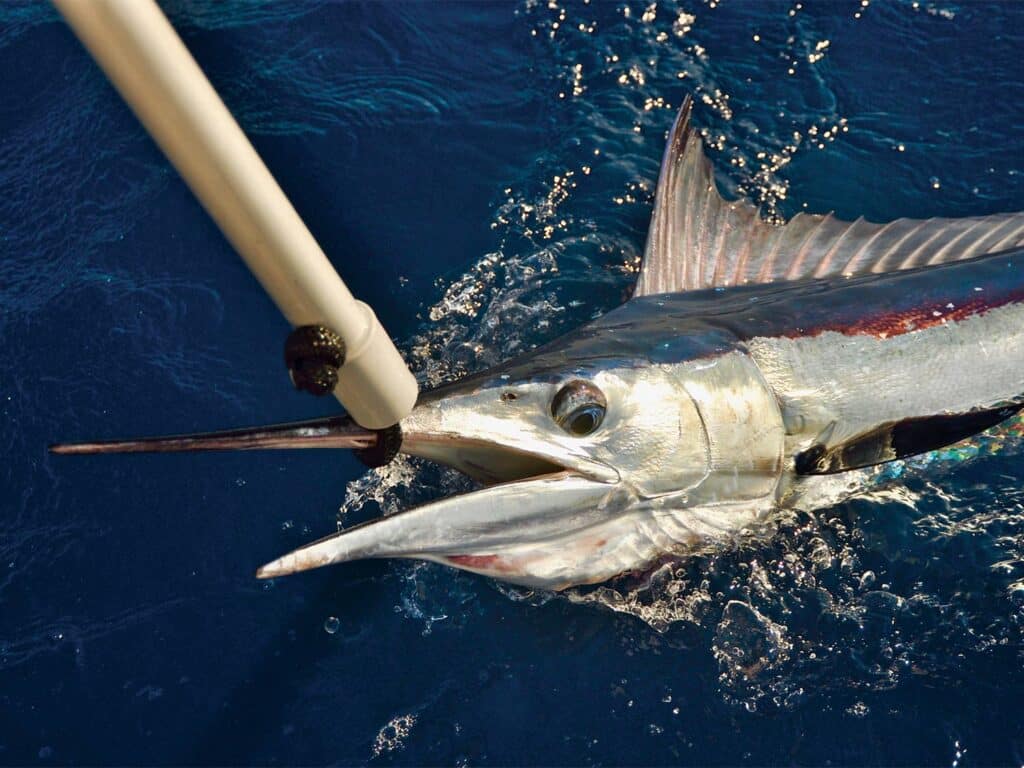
[[794, 404, 1023, 475], [636, 97, 1024, 297]]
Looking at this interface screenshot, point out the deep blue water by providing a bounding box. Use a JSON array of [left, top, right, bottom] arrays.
[[3, 1, 1024, 764]]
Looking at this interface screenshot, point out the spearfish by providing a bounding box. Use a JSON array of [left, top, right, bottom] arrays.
[[53, 98, 1024, 590]]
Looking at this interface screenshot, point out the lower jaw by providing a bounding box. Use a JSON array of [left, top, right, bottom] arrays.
[[427, 513, 661, 591]]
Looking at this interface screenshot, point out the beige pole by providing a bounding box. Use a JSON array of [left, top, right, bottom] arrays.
[[53, 0, 418, 430]]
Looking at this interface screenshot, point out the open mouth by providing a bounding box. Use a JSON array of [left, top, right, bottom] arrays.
[[463, 455, 565, 485], [399, 429, 613, 486], [247, 426, 622, 582], [428, 438, 568, 484]]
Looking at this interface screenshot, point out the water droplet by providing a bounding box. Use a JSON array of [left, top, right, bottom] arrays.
[[323, 616, 340, 634]]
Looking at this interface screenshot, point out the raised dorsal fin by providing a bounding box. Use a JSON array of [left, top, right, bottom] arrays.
[[635, 97, 1024, 297]]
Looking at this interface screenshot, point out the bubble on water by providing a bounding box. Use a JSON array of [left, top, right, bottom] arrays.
[[846, 701, 870, 717], [371, 713, 417, 758], [713, 600, 792, 706], [323, 616, 340, 635]]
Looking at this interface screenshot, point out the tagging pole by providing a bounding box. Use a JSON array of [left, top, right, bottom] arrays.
[[53, 0, 418, 430]]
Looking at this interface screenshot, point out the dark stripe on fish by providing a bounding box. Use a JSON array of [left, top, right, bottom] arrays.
[[783, 285, 1024, 340]]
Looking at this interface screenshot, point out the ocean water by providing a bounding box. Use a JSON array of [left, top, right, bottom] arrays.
[[2, 0, 1024, 764]]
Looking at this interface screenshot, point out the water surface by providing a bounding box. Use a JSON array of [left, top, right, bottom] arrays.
[[2, 1, 1023, 764]]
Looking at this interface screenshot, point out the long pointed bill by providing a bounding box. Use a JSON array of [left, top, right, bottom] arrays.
[[256, 472, 619, 587], [50, 416, 376, 455]]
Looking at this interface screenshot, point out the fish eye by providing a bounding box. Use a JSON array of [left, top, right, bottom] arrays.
[[551, 380, 607, 437]]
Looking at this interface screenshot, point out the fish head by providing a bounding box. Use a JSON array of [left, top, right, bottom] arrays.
[[256, 336, 783, 589], [247, 340, 714, 588], [400, 355, 711, 497]]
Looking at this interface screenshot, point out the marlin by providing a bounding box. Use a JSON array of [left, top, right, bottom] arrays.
[[53, 98, 1024, 590]]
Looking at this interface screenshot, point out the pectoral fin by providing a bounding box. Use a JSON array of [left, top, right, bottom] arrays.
[[794, 404, 1023, 475]]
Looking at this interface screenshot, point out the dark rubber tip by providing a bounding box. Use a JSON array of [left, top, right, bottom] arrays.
[[285, 325, 346, 397], [354, 424, 403, 468]]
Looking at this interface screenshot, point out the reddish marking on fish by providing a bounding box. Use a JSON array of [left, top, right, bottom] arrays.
[[447, 554, 515, 573], [794, 291, 1024, 340]]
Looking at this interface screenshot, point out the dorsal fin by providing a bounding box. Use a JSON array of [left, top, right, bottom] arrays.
[[635, 97, 1024, 297]]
